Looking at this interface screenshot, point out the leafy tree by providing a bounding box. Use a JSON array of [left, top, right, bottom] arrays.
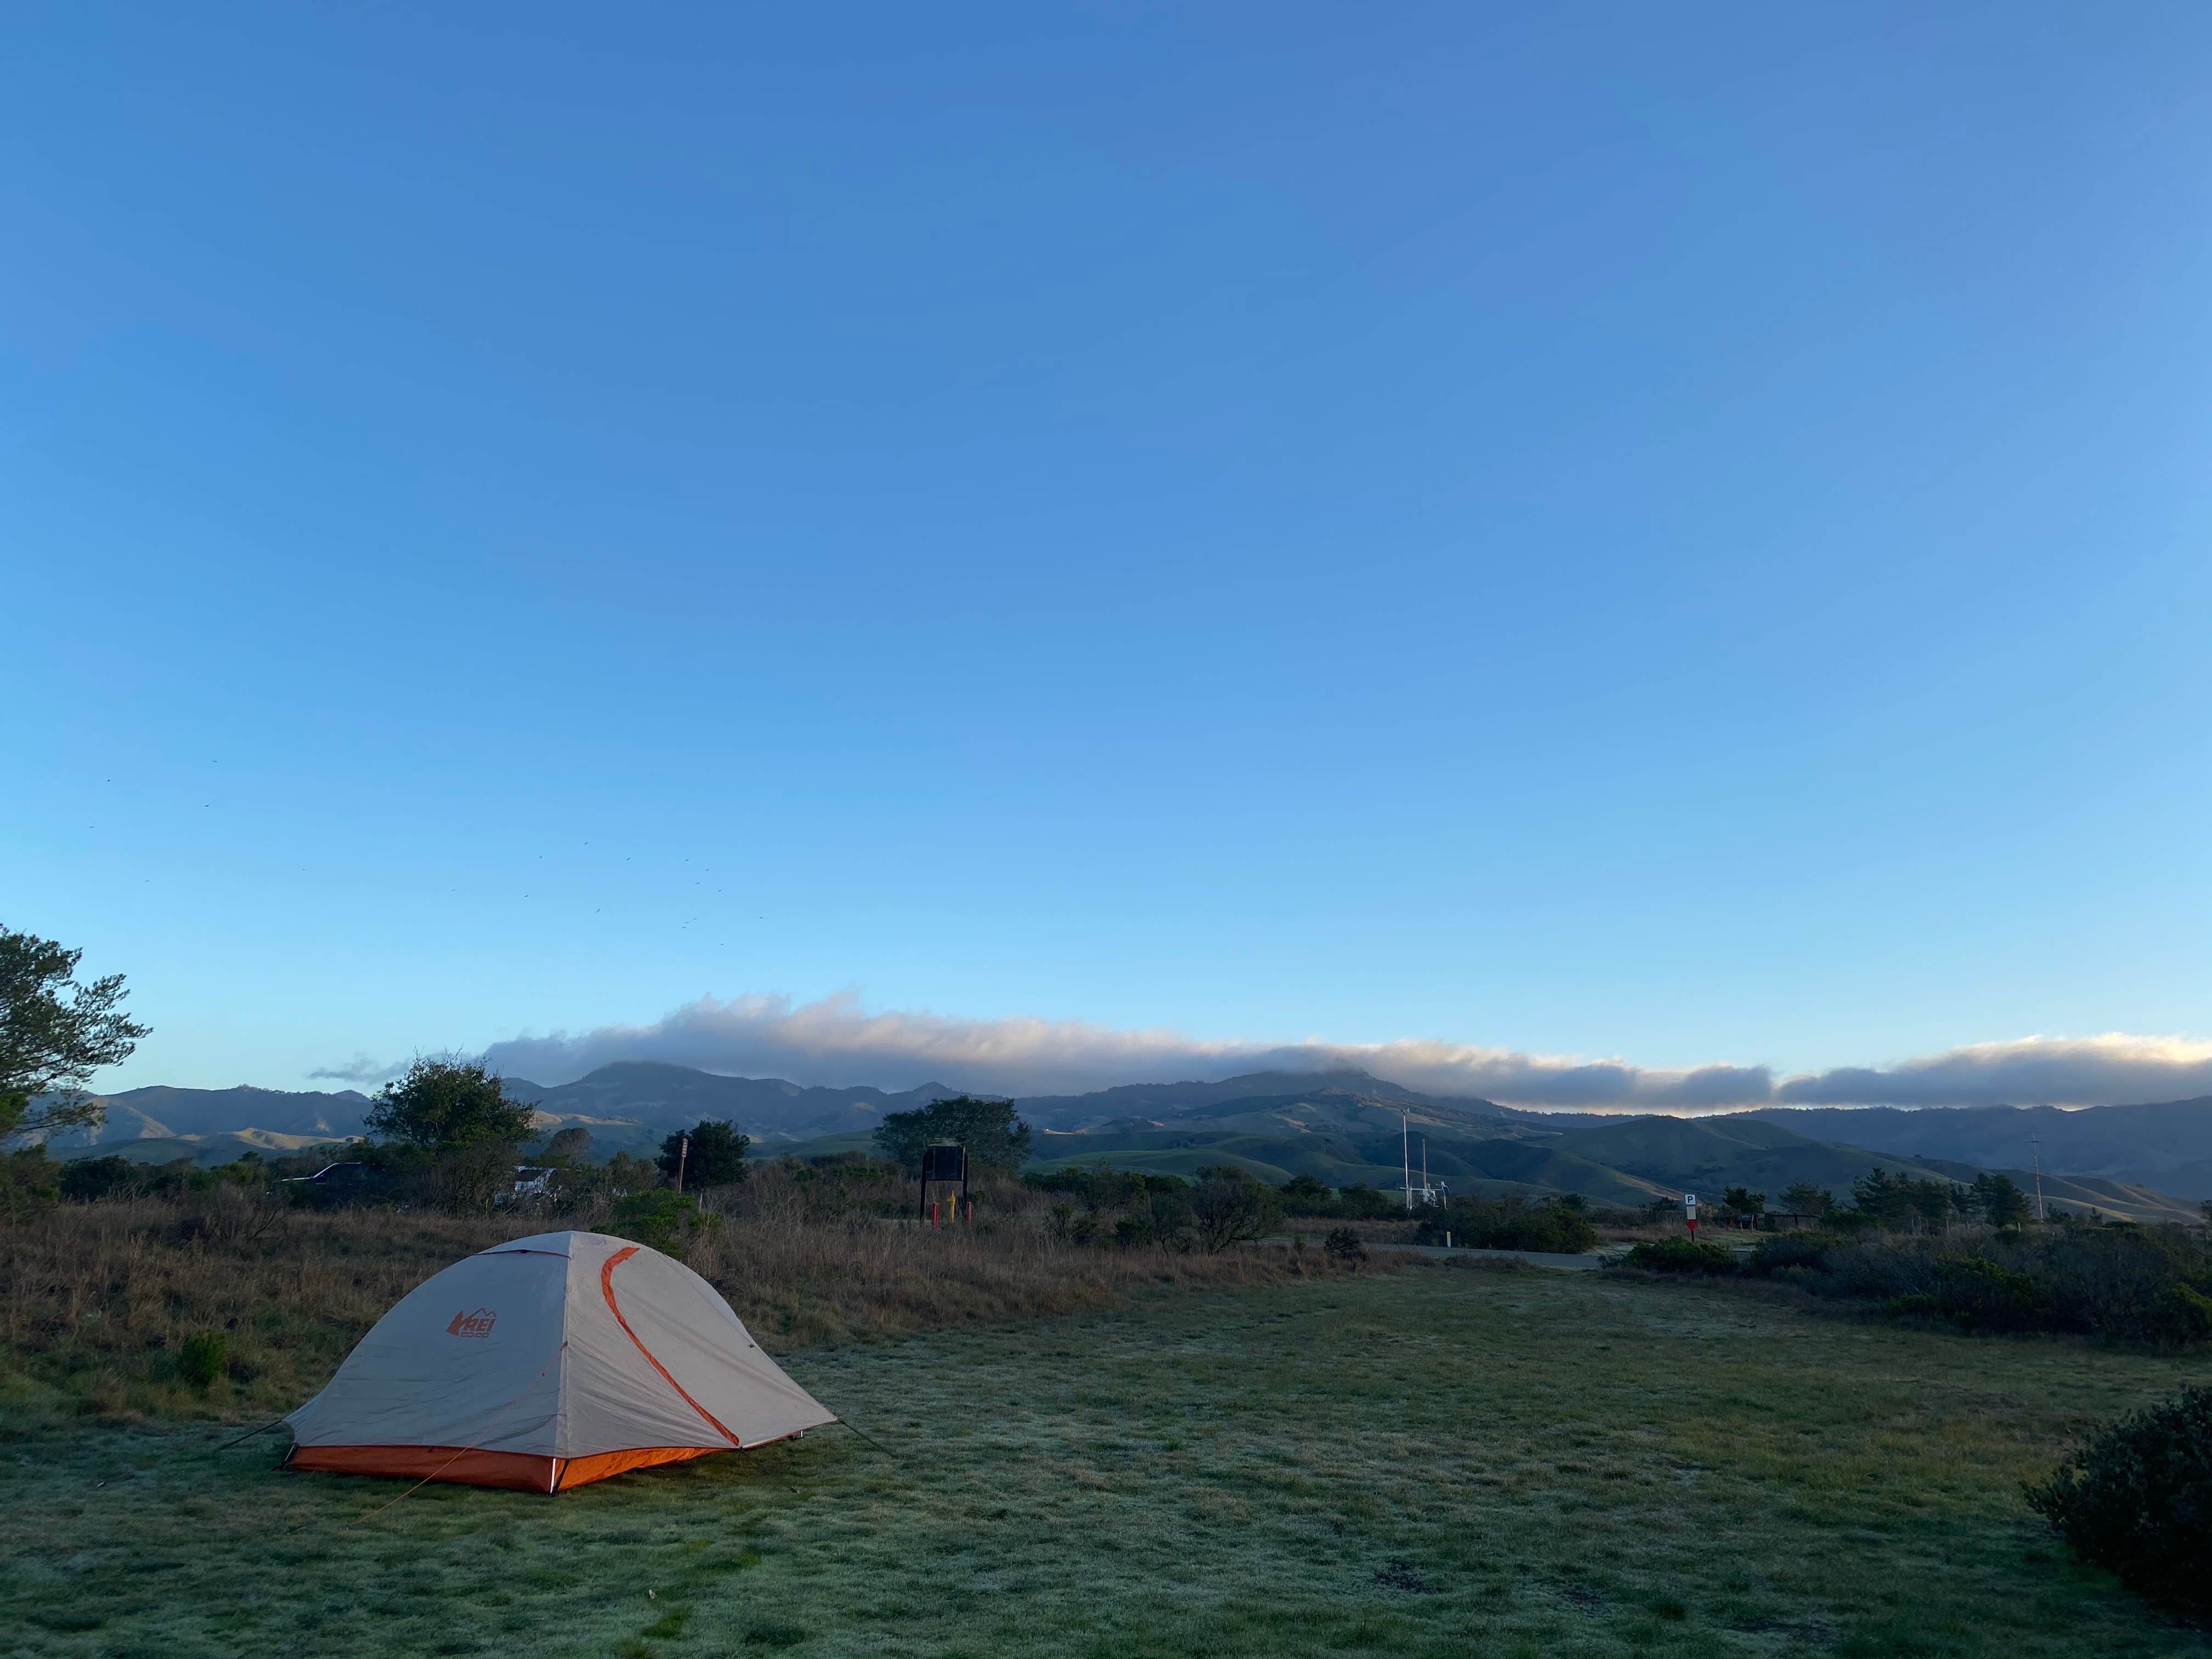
[[541, 1126, 594, 1163], [364, 1057, 535, 1150], [1722, 1186, 1765, 1218], [1, 928, 150, 1142], [1189, 1164, 1282, 1253], [657, 1120, 752, 1187], [872, 1095, 1032, 1174], [1779, 1181, 1831, 1216]]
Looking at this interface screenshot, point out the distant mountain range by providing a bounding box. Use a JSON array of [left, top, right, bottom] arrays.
[[32, 1064, 2212, 1226], [1743, 1100, 2212, 1203]]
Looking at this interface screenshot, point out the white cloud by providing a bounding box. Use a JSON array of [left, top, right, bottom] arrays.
[[307, 1053, 404, 1085], [476, 991, 2212, 1110], [1774, 1033, 2212, 1108]]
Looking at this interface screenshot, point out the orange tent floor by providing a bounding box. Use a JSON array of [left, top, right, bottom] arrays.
[[285, 1442, 719, 1492]]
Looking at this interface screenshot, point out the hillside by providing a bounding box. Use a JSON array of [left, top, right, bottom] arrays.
[[1547, 1115, 1965, 1198], [37, 1065, 2207, 1223], [512, 1062, 956, 1146], [1744, 1098, 2212, 1200], [38, 1086, 374, 1151], [1011, 1069, 1511, 1130]]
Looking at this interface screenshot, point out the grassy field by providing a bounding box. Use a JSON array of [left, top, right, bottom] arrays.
[[0, 1185, 1303, 1418], [5, 1262, 2207, 1657]]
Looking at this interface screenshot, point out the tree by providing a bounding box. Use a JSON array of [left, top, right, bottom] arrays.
[[1909, 1178, 1953, 1233], [1973, 1171, 2033, 1229], [1779, 1181, 1830, 1217], [1189, 1164, 1280, 1253], [1, 928, 149, 1142], [657, 1120, 751, 1188], [541, 1126, 594, 1163], [872, 1095, 1032, 1174], [1722, 1186, 1765, 1219], [364, 1058, 535, 1150], [1851, 1167, 1921, 1230]]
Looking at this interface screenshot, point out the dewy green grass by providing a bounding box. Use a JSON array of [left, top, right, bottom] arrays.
[[3, 1267, 2205, 1658]]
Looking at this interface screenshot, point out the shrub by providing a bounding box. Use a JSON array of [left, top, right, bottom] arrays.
[[1819, 1206, 1880, 1237], [1189, 1167, 1280, 1254], [2026, 1385, 2212, 1616], [1415, 1195, 1597, 1254], [177, 1329, 227, 1391], [608, 1191, 715, 1259], [1624, 1238, 1739, 1276], [1323, 1227, 1367, 1269], [1929, 1255, 2046, 1333], [1, 1147, 61, 1222], [1748, 1233, 1829, 1277], [59, 1155, 140, 1203]]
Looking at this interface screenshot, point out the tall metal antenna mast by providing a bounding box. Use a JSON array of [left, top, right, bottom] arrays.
[[2030, 1135, 2046, 1222]]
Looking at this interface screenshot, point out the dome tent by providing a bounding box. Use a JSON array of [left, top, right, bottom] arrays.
[[284, 1230, 836, 1492]]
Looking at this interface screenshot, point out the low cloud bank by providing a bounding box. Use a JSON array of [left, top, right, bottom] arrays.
[[1775, 1034, 2212, 1109], [471, 992, 2212, 1111]]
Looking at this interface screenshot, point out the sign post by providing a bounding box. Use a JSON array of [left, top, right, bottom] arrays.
[[1684, 1192, 1697, 1240]]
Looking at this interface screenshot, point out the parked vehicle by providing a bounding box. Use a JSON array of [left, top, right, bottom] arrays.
[[282, 1161, 393, 1207], [496, 1165, 560, 1207]]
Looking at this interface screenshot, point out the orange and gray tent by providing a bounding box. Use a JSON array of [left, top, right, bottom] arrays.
[[283, 1229, 835, 1492]]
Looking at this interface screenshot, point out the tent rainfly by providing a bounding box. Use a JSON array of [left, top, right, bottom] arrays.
[[283, 1229, 835, 1492]]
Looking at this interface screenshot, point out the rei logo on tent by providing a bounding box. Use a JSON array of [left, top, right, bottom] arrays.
[[445, 1307, 498, 1338]]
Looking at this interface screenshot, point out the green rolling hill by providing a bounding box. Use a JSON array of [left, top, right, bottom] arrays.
[[768, 1081, 2201, 1224]]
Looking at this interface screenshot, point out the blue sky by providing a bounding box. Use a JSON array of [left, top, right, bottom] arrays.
[[7, 3, 2209, 1103]]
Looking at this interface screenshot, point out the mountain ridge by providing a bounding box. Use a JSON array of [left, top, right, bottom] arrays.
[[32, 1065, 2211, 1223]]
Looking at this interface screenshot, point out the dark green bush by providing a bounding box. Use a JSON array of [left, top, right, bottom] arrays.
[[1415, 1195, 1597, 1254], [1928, 1255, 2046, 1333], [177, 1330, 227, 1391], [1748, 1233, 1829, 1277], [1736, 1225, 2212, 1347], [0, 1148, 60, 1222], [608, 1191, 715, 1259], [1323, 1227, 1367, 1268], [59, 1155, 140, 1203], [1624, 1238, 1740, 1276], [2026, 1385, 2212, 1616]]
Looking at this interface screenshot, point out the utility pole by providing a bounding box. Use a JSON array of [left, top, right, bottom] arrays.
[[675, 1134, 689, 1195], [2030, 1135, 2046, 1223]]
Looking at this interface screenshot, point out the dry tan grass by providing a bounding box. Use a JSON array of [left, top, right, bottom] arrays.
[[0, 1168, 1327, 1421]]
